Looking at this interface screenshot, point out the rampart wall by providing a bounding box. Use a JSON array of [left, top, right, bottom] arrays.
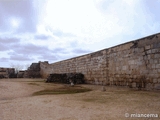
[[40, 33, 160, 90]]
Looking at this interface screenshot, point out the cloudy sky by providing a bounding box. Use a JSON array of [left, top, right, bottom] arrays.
[[0, 0, 160, 69]]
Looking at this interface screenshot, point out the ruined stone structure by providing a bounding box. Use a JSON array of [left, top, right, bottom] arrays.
[[0, 67, 15, 78], [27, 63, 41, 78], [38, 33, 160, 90], [17, 70, 25, 78]]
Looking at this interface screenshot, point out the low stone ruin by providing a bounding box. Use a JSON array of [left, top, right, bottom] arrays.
[[17, 70, 25, 78], [46, 73, 85, 84], [0, 67, 16, 78], [27, 63, 41, 78]]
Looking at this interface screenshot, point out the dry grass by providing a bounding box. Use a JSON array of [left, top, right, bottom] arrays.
[[0, 78, 160, 120], [28, 83, 40, 86]]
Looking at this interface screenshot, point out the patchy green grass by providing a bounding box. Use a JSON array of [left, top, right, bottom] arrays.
[[28, 83, 40, 86], [22, 80, 45, 83], [83, 95, 113, 103], [80, 89, 160, 106], [33, 86, 92, 96]]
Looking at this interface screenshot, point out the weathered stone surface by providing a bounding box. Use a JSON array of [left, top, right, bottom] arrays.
[[131, 82, 137, 88], [154, 84, 160, 90], [27, 63, 41, 78], [17, 71, 25, 78], [0, 67, 15, 78]]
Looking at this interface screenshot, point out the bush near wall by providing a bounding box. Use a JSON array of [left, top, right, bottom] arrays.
[[46, 73, 84, 84]]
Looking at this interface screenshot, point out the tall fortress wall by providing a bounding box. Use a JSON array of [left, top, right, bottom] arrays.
[[39, 33, 160, 90]]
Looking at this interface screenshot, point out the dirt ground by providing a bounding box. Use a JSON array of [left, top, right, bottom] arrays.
[[0, 78, 160, 120]]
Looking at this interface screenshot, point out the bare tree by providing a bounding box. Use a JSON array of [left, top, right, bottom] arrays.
[[24, 64, 30, 70], [10, 63, 24, 74]]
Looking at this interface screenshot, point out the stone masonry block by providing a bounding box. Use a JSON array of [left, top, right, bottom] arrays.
[[139, 48, 144, 53], [122, 66, 127, 70], [137, 61, 143, 65], [154, 74, 159, 78], [154, 60, 158, 64], [154, 54, 160, 58], [152, 64, 156, 69], [132, 82, 136, 88], [156, 64, 160, 69], [153, 79, 157, 83], [142, 52, 146, 56], [154, 83, 160, 90], [146, 83, 153, 90], [146, 50, 152, 54], [152, 49, 158, 53], [147, 55, 151, 59], [128, 60, 134, 65], [145, 45, 150, 50], [149, 59, 154, 64]]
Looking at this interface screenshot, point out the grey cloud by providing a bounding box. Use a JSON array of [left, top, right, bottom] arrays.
[[0, 37, 20, 44], [0, 37, 20, 51], [0, 43, 9, 51], [144, 0, 160, 21], [69, 40, 92, 54], [10, 43, 51, 55], [53, 31, 76, 37], [40, 47, 73, 61], [0, 0, 37, 33], [8, 43, 61, 62], [53, 31, 63, 37], [0, 57, 9, 62], [72, 48, 92, 54], [34, 34, 51, 40], [38, 47, 77, 62], [9, 54, 33, 61], [46, 27, 76, 37], [70, 41, 78, 47], [96, 0, 114, 12], [53, 30, 75, 37], [38, 54, 58, 62], [52, 48, 68, 54], [8, 44, 45, 61]]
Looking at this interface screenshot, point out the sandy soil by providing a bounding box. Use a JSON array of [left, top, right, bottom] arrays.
[[0, 78, 160, 120]]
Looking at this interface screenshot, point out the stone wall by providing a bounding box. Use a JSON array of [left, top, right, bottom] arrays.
[[17, 71, 25, 78], [40, 50, 107, 85], [0, 67, 15, 78], [40, 33, 160, 90], [107, 34, 160, 90]]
